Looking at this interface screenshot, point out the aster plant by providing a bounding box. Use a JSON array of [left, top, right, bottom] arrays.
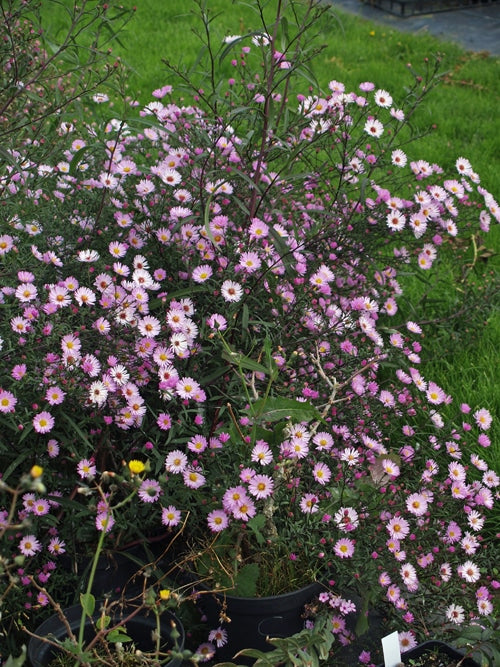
[[0, 0, 499, 664]]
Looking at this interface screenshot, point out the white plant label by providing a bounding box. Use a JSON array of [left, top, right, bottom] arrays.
[[382, 630, 402, 667]]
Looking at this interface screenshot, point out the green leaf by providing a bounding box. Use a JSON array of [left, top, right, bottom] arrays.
[[234, 562, 260, 597], [251, 397, 322, 423], [221, 348, 270, 375], [96, 614, 111, 630], [106, 629, 132, 643], [247, 514, 266, 545], [4, 646, 26, 667], [354, 605, 369, 637], [241, 304, 250, 334], [237, 649, 276, 665], [69, 143, 100, 176], [80, 592, 95, 618]]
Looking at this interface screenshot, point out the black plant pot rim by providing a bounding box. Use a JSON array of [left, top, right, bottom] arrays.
[[27, 601, 184, 667], [377, 640, 480, 667]]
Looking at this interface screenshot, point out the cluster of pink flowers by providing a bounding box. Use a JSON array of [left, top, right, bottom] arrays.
[[1, 23, 498, 663]]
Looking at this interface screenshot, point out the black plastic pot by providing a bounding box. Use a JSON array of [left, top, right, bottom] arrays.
[[27, 603, 184, 667], [377, 640, 480, 667], [200, 581, 323, 663], [60, 542, 166, 598]]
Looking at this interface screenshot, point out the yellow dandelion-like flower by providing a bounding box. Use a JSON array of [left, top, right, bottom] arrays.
[[159, 589, 171, 601], [128, 460, 145, 474], [30, 465, 43, 479]]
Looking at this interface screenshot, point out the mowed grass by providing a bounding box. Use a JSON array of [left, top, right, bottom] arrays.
[[39, 0, 500, 471]]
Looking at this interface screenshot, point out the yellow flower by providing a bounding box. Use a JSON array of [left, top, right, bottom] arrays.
[[30, 465, 43, 479], [128, 460, 145, 474], [159, 589, 171, 601]]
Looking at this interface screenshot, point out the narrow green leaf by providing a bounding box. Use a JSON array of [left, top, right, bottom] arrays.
[[221, 348, 270, 375], [69, 144, 99, 176], [242, 304, 249, 333], [251, 397, 321, 423]]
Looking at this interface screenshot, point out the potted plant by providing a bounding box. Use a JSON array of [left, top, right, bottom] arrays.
[[0, 0, 498, 664], [386, 640, 480, 666], [0, 464, 189, 666], [27, 600, 185, 667]]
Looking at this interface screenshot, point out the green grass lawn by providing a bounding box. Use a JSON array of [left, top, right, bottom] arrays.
[[41, 0, 500, 471]]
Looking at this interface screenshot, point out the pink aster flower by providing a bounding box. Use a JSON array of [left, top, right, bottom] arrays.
[[223, 486, 248, 512], [45, 386, 66, 406], [47, 439, 59, 458], [74, 286, 96, 306], [446, 604, 465, 624], [207, 313, 227, 330], [386, 516, 410, 541], [400, 562, 418, 588], [0, 389, 17, 413], [33, 411, 54, 434], [438, 564, 452, 582], [96, 512, 115, 533], [33, 499, 50, 516], [77, 458, 96, 480], [11, 363, 27, 380], [248, 474, 274, 499], [176, 377, 202, 399], [208, 626, 228, 648], [238, 251, 261, 273], [399, 631, 417, 652], [161, 505, 181, 527], [192, 264, 213, 283], [477, 433, 490, 448], [300, 493, 319, 514], [165, 450, 188, 474], [473, 408, 492, 430], [312, 462, 332, 485], [138, 479, 162, 503], [334, 538, 355, 559], [381, 459, 400, 478], [458, 560, 480, 583], [0, 234, 14, 254], [187, 435, 208, 454], [251, 441, 273, 465], [334, 507, 359, 532], [426, 382, 446, 405], [477, 599, 493, 616], [482, 469, 499, 488], [15, 282, 38, 302], [157, 412, 172, 431], [195, 643, 215, 662], [364, 118, 384, 138], [138, 315, 162, 338], [109, 364, 130, 386], [406, 493, 428, 516], [48, 537, 66, 555], [232, 498, 256, 521], [19, 534, 42, 556], [183, 468, 206, 489], [386, 584, 401, 604], [207, 509, 229, 533], [221, 280, 243, 302]]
